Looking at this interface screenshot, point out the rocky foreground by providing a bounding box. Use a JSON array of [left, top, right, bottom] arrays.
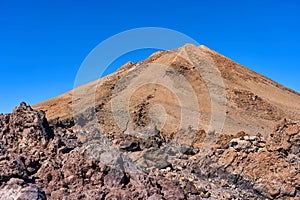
[[0, 103, 299, 199]]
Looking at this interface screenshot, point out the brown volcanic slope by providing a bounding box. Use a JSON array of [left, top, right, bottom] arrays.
[[33, 44, 300, 137]]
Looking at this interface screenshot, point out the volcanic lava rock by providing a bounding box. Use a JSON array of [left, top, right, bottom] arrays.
[[1, 103, 300, 199], [0, 102, 53, 181], [0, 178, 46, 200]]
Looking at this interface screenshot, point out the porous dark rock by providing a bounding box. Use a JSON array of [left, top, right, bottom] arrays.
[[0, 103, 299, 199]]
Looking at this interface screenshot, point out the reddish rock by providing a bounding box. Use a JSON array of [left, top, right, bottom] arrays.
[[1, 103, 300, 199]]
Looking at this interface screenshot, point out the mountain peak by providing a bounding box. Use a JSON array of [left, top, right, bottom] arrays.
[[33, 44, 300, 136], [199, 45, 218, 54]]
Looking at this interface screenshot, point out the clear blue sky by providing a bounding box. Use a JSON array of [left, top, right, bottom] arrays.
[[1, 0, 299, 113]]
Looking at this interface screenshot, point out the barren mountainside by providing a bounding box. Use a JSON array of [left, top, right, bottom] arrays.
[[1, 44, 300, 199], [33, 44, 300, 136]]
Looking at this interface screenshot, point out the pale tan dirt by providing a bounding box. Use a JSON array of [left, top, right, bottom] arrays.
[[33, 44, 300, 138]]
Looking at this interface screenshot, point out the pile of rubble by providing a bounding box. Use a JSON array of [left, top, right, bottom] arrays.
[[0, 103, 299, 199]]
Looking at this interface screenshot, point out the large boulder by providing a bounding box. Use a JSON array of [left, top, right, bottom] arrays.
[[0, 178, 46, 200]]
